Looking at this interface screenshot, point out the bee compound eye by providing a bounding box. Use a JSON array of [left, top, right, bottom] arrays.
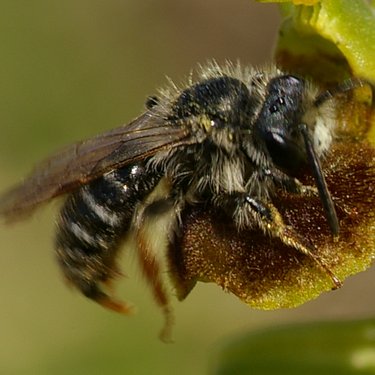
[[264, 130, 306, 175]]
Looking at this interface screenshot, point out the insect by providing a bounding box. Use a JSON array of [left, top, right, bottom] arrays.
[[0, 61, 367, 338]]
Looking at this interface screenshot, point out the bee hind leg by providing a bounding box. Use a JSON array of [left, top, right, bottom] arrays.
[[56, 244, 135, 314], [134, 204, 175, 343], [80, 279, 135, 315]]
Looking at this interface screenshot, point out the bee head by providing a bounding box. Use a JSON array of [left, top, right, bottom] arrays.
[[253, 75, 310, 175], [250, 73, 366, 236]]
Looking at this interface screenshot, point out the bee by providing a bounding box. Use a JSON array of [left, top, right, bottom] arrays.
[[0, 61, 368, 338]]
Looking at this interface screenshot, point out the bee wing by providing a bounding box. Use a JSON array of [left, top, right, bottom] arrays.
[[0, 112, 191, 221]]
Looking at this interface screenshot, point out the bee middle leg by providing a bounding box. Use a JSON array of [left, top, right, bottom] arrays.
[[217, 192, 342, 288]]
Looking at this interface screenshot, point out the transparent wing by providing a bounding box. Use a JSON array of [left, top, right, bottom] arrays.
[[0, 111, 191, 221]]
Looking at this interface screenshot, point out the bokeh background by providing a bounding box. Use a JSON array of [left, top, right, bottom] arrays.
[[0, 1, 374, 374]]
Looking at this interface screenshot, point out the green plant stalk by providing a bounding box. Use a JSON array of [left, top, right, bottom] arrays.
[[260, 0, 375, 82]]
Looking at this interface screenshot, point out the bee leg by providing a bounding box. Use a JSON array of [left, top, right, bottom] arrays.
[[134, 200, 175, 343], [80, 277, 135, 315], [223, 193, 342, 288], [282, 176, 326, 200]]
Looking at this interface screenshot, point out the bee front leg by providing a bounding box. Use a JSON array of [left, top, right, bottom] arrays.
[[216, 192, 342, 288], [268, 169, 319, 197]]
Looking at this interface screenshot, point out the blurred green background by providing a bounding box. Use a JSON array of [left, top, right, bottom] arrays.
[[0, 1, 374, 374]]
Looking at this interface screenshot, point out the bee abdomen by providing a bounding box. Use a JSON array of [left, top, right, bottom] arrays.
[[55, 163, 162, 301]]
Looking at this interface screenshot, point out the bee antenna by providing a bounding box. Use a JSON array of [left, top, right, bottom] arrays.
[[314, 77, 367, 107], [299, 123, 339, 236]]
